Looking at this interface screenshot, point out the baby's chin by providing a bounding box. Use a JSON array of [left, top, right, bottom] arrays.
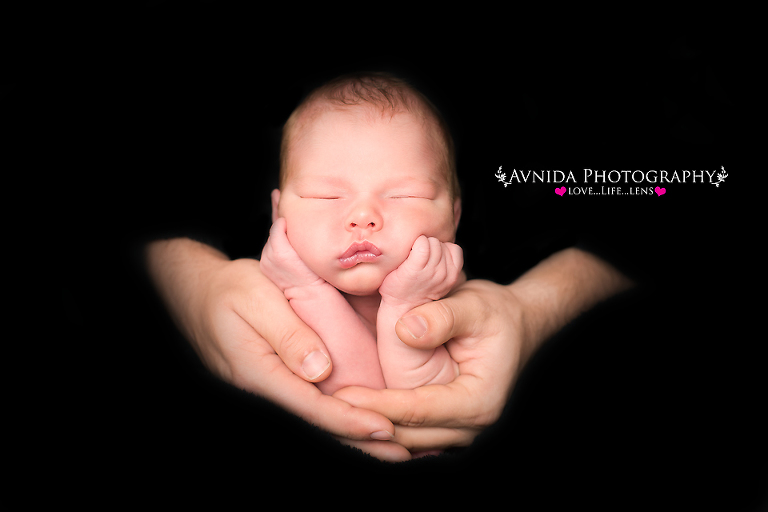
[[327, 264, 387, 296]]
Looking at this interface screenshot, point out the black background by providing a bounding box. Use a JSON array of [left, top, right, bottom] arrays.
[[11, 4, 763, 508]]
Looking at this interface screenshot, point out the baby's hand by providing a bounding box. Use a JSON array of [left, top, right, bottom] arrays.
[[260, 217, 324, 291], [379, 235, 463, 306]]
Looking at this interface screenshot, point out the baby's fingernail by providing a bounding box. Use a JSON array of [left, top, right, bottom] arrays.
[[399, 315, 427, 339], [370, 430, 394, 441], [302, 351, 330, 380]]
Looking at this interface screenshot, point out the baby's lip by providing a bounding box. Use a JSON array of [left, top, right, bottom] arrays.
[[339, 241, 381, 269]]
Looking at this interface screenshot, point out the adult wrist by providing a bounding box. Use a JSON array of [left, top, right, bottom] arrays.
[[145, 237, 230, 340], [506, 247, 633, 356], [498, 281, 544, 367]]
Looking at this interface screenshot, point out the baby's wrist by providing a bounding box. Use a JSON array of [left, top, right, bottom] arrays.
[[284, 279, 334, 301], [379, 293, 430, 311]]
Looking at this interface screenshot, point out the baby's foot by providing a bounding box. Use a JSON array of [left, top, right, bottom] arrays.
[[379, 235, 463, 307], [260, 217, 324, 292]]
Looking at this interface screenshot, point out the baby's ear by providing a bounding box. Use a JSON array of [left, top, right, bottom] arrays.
[[271, 189, 281, 223], [453, 197, 462, 232]]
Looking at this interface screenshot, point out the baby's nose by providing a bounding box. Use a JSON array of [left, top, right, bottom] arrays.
[[349, 220, 376, 229], [346, 206, 382, 233]]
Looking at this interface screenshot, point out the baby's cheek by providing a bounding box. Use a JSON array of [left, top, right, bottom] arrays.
[[413, 211, 456, 244], [433, 218, 458, 243], [391, 241, 418, 270], [286, 236, 324, 275]]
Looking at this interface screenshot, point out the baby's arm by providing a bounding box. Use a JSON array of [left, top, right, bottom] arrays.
[[260, 218, 386, 395], [377, 236, 463, 389]]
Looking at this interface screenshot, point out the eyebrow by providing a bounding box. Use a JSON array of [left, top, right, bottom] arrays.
[[386, 176, 441, 191], [293, 175, 348, 185], [293, 174, 347, 187]]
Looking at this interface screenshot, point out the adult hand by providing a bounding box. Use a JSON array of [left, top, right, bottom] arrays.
[[145, 238, 411, 461], [335, 279, 524, 451], [334, 248, 633, 454]]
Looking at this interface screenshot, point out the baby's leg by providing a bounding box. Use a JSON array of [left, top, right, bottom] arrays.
[[261, 218, 385, 395], [377, 236, 463, 390]]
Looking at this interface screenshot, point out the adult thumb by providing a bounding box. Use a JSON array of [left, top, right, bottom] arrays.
[[251, 276, 333, 383], [273, 322, 332, 382], [394, 295, 467, 350]]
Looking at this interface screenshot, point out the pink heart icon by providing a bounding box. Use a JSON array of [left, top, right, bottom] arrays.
[[655, 186, 666, 196], [555, 187, 566, 196]]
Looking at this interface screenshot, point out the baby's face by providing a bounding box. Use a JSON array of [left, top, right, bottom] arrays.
[[274, 108, 459, 296]]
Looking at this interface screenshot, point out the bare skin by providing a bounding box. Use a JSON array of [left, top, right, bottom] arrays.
[[261, 218, 463, 394], [260, 217, 386, 395], [376, 235, 463, 389], [144, 88, 633, 461], [147, 238, 632, 461]]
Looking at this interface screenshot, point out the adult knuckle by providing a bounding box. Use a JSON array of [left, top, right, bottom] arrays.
[[474, 395, 505, 428], [275, 327, 306, 361], [433, 300, 457, 333], [399, 413, 424, 428], [475, 408, 501, 429], [396, 391, 426, 427], [227, 257, 256, 275]]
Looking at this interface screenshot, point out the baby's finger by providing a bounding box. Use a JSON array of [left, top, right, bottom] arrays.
[[267, 217, 296, 256], [406, 235, 430, 270], [445, 242, 464, 271], [427, 237, 443, 269], [268, 216, 287, 237]]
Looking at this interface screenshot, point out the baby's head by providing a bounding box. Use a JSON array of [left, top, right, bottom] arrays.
[[278, 73, 460, 203], [272, 72, 461, 296]]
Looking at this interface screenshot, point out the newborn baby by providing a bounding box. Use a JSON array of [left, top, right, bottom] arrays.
[[260, 72, 463, 395]]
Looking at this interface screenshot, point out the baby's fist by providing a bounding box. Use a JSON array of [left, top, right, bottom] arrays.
[[260, 217, 323, 291], [379, 235, 463, 304]]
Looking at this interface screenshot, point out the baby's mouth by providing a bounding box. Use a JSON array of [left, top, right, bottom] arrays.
[[339, 241, 381, 269]]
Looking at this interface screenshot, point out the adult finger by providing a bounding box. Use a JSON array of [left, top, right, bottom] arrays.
[[336, 438, 412, 463], [225, 311, 396, 442], [334, 377, 489, 429], [393, 425, 479, 453], [268, 362, 396, 441], [239, 260, 334, 383], [394, 286, 483, 350]]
